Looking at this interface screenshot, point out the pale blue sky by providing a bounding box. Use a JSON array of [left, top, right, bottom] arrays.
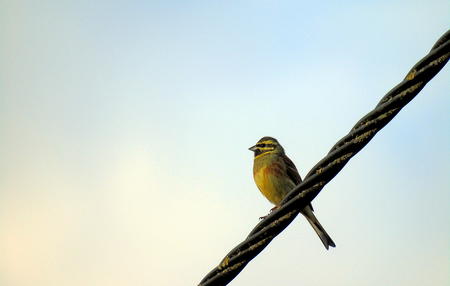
[[1, 1, 449, 286]]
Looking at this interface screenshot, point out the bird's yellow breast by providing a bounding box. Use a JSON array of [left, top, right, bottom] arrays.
[[253, 158, 288, 206]]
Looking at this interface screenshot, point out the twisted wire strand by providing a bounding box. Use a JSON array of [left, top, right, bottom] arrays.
[[199, 29, 450, 286]]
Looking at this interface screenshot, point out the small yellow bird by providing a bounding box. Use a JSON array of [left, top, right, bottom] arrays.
[[249, 136, 335, 250]]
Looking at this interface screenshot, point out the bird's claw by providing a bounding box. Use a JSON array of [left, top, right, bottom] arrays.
[[259, 206, 280, 220], [270, 206, 279, 212]]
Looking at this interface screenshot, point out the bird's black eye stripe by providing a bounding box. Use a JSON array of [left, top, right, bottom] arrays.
[[256, 143, 276, 148]]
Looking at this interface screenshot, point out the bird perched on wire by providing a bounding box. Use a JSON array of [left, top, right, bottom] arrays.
[[249, 136, 335, 250]]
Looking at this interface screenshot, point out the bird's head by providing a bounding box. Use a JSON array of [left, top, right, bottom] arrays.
[[249, 136, 285, 158]]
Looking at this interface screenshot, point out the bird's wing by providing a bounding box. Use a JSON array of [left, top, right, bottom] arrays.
[[284, 155, 302, 185], [284, 155, 314, 210]]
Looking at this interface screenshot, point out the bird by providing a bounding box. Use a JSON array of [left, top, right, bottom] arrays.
[[249, 136, 335, 250]]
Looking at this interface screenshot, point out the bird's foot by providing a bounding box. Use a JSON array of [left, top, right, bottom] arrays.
[[259, 206, 280, 220]]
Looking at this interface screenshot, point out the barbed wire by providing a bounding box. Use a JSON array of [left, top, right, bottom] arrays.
[[198, 29, 450, 286]]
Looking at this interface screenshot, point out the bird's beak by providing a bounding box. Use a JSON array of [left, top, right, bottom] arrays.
[[248, 145, 257, 152]]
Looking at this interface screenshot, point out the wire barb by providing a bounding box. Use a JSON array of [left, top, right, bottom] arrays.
[[199, 29, 450, 286]]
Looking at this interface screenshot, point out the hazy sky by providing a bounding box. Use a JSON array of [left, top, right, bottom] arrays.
[[1, 1, 449, 286]]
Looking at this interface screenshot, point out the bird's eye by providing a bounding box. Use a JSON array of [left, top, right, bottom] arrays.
[[258, 144, 266, 148]]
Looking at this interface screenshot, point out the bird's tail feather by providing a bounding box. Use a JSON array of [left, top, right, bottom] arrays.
[[302, 206, 336, 250]]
